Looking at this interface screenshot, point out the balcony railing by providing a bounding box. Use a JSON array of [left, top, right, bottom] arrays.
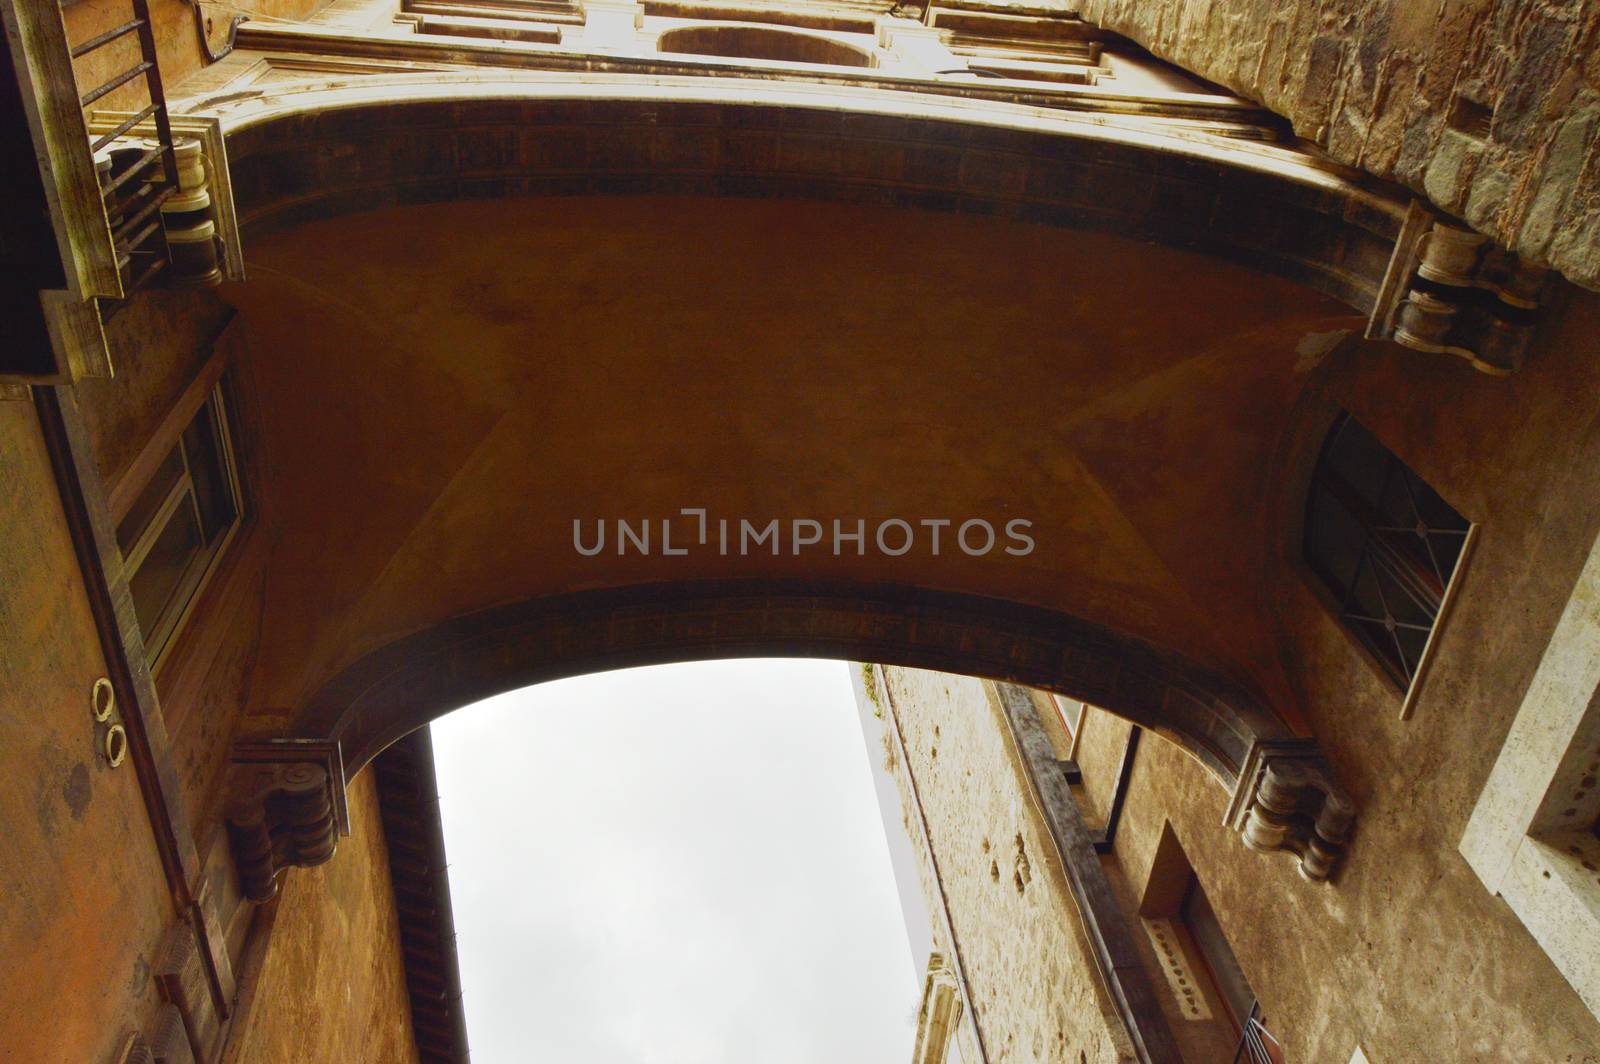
[[68, 0, 179, 309]]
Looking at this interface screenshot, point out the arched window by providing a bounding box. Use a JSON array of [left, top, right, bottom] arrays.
[[1304, 415, 1472, 693], [656, 25, 875, 68]]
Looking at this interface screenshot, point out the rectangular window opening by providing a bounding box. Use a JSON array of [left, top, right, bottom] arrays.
[[114, 383, 243, 666], [1304, 414, 1474, 714]]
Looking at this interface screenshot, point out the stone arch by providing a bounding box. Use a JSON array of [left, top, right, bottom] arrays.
[[205, 77, 1369, 877], [202, 76, 1411, 315], [298, 580, 1288, 786]]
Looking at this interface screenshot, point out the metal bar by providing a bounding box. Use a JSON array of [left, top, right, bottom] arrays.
[[104, 143, 169, 197], [1095, 725, 1142, 853], [120, 216, 165, 258], [111, 184, 174, 246], [130, 0, 180, 189], [79, 60, 153, 107], [124, 253, 167, 293], [89, 101, 159, 153], [70, 17, 145, 58]]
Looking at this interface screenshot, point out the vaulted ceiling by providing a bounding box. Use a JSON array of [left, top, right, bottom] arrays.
[[220, 194, 1361, 738]]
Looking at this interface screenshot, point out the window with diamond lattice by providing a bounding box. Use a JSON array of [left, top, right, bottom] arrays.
[[1305, 415, 1471, 692]]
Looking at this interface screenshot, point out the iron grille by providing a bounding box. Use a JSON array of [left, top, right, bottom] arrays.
[[1305, 414, 1471, 690], [1231, 1002, 1284, 1064]]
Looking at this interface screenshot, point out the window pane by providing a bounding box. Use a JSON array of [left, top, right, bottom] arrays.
[[1305, 485, 1364, 595], [182, 399, 237, 542], [1306, 413, 1470, 692], [115, 447, 185, 554], [1321, 418, 1392, 512], [127, 497, 203, 641], [1344, 557, 1409, 684], [1054, 695, 1082, 741]]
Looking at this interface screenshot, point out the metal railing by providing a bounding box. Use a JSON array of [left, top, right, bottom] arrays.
[[66, 0, 178, 306], [1231, 1002, 1284, 1064]]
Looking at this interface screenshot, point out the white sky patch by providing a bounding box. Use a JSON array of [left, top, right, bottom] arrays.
[[431, 658, 920, 1063]]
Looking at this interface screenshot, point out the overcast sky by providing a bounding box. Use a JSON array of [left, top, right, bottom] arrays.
[[432, 658, 920, 1062]]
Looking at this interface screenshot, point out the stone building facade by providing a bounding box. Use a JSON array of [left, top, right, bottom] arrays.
[[862, 636, 1600, 1062], [4, 0, 1600, 1060]]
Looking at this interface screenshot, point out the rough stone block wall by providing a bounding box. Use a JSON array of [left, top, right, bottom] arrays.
[[225, 769, 422, 1064], [878, 666, 1136, 1063], [1077, 0, 1600, 288]]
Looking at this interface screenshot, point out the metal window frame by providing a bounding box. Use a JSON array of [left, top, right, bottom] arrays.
[[1304, 414, 1477, 719]]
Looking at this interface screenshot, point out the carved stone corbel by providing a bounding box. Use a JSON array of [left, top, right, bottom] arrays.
[[224, 740, 348, 903], [1368, 202, 1548, 375], [1225, 738, 1355, 882]]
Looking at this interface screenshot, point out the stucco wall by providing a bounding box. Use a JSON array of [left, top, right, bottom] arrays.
[[0, 398, 176, 1064], [1077, 0, 1600, 290], [77, 289, 232, 490], [879, 666, 1136, 1063], [1070, 291, 1600, 1061], [225, 769, 421, 1064], [76, 299, 264, 837]]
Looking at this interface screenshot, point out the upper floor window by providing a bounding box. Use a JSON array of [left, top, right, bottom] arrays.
[[1051, 693, 1086, 751], [115, 383, 242, 666], [1304, 415, 1471, 694], [656, 25, 875, 68]]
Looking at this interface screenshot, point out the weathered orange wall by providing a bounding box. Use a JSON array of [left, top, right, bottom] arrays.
[[76, 291, 261, 837], [0, 398, 176, 1063], [224, 770, 421, 1064]]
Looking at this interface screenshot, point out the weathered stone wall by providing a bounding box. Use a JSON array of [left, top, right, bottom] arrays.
[[0, 399, 176, 1063], [1077, 0, 1600, 289], [225, 769, 421, 1064], [878, 666, 1136, 1063]]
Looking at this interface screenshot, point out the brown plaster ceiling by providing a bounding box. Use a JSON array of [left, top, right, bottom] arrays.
[[221, 194, 1362, 729]]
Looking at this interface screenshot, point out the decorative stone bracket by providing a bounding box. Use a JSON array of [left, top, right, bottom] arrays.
[[85, 114, 246, 288], [1368, 202, 1548, 376], [1225, 738, 1355, 883], [224, 740, 348, 903]]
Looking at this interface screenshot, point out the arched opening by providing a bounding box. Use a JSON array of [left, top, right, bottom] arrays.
[[299, 582, 1285, 788], [656, 25, 876, 68], [430, 659, 919, 1058], [200, 85, 1382, 868], [206, 168, 1369, 789]]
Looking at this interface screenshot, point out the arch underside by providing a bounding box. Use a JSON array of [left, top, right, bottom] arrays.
[[199, 80, 1395, 799], [302, 582, 1284, 786]]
